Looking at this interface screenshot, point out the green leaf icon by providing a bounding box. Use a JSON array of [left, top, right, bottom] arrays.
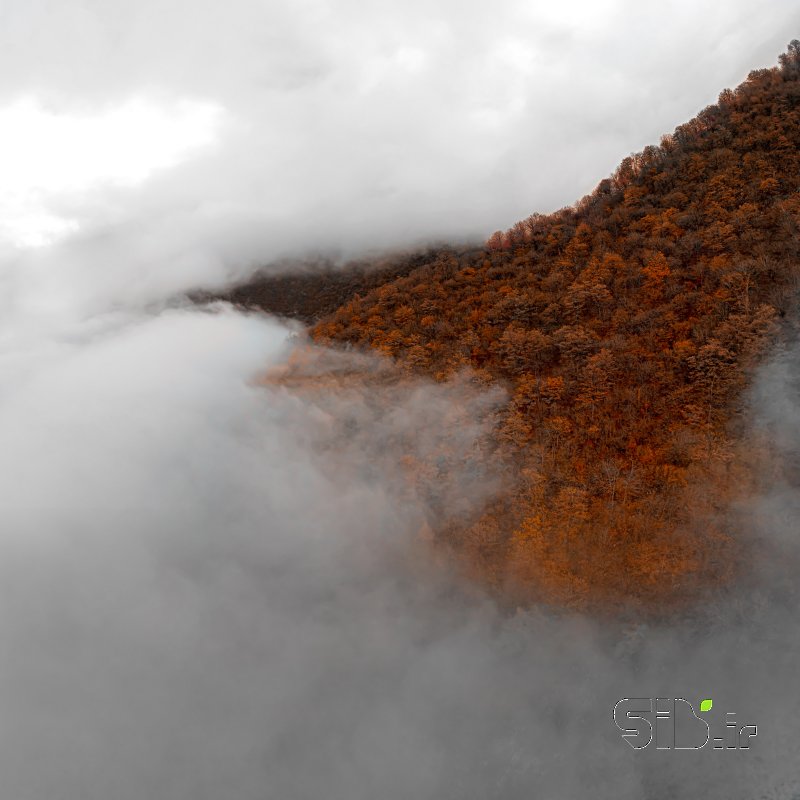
[[699, 698, 713, 712]]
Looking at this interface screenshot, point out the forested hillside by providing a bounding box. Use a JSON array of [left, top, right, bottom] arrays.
[[301, 42, 800, 609], [203, 248, 472, 323]]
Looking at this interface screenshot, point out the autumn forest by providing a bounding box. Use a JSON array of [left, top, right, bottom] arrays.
[[227, 42, 800, 612]]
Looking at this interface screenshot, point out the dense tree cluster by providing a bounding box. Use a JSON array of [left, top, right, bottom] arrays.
[[196, 249, 452, 324], [308, 44, 800, 610]]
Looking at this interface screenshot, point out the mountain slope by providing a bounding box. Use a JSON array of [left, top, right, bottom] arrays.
[[306, 42, 800, 609], [201, 248, 470, 324]]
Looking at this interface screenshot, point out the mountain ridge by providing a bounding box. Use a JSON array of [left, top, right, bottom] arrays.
[[222, 42, 800, 610]]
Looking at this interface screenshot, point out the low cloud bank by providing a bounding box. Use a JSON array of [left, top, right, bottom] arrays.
[[0, 296, 798, 799]]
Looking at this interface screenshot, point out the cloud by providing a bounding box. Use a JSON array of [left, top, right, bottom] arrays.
[[0, 306, 506, 800], [0, 300, 799, 799], [1, 1, 799, 276], [0, 96, 224, 246]]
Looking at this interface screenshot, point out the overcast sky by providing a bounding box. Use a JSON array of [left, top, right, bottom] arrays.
[[2, 5, 800, 799], [0, 0, 799, 278]]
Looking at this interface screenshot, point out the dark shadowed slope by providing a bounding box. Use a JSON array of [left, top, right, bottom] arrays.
[[203, 247, 477, 324]]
